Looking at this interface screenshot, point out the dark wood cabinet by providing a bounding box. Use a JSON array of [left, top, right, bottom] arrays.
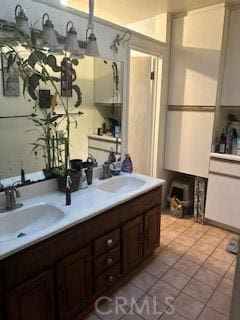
[[5, 270, 55, 320], [122, 215, 144, 273], [56, 245, 92, 320], [1, 186, 162, 320], [144, 207, 161, 258], [122, 206, 161, 272]]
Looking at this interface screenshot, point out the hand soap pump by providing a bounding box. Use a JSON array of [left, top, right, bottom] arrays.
[[66, 175, 72, 206], [108, 148, 116, 163], [121, 154, 133, 173], [80, 169, 88, 189]]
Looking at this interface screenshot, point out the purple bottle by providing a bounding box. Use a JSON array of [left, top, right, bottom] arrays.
[[108, 150, 116, 163], [121, 154, 133, 173]]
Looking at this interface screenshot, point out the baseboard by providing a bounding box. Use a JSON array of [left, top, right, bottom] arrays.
[[205, 218, 240, 234]]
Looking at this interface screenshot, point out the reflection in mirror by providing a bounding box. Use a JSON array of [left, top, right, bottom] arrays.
[[0, 55, 123, 188]]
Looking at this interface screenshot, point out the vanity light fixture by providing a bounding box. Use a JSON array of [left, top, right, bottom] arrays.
[[111, 31, 132, 54], [65, 21, 84, 57], [40, 13, 59, 52], [15, 4, 31, 37], [85, 0, 100, 57]]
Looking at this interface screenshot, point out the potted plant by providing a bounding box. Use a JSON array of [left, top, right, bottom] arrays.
[[0, 30, 81, 192]]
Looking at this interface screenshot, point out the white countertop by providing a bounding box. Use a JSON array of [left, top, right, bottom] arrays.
[[0, 173, 165, 260], [210, 152, 240, 163]]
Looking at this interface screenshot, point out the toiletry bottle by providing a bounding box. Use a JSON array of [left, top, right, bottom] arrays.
[[80, 169, 88, 189], [121, 154, 133, 173], [226, 128, 233, 154], [0, 175, 4, 191], [20, 161, 26, 185], [21, 169, 26, 185], [66, 175, 72, 206], [219, 129, 226, 154], [232, 128, 238, 155], [237, 137, 240, 156], [108, 149, 116, 163]]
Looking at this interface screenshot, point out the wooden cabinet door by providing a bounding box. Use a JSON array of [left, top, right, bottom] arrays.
[[144, 207, 160, 258], [56, 245, 92, 320], [6, 270, 55, 320], [122, 215, 144, 273]]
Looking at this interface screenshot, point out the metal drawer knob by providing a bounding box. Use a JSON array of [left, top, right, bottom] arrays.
[[106, 239, 113, 247], [108, 275, 114, 282], [106, 258, 113, 266]]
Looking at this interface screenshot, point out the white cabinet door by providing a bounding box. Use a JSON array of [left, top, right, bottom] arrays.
[[164, 111, 214, 177], [169, 6, 224, 106], [205, 173, 240, 229], [221, 9, 240, 106]]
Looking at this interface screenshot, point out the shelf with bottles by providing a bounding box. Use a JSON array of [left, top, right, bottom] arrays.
[[214, 114, 240, 157], [210, 152, 240, 163]]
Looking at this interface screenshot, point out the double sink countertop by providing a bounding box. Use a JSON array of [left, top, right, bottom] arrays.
[[0, 173, 165, 260]]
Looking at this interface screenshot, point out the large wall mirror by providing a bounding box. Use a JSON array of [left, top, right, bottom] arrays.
[[0, 55, 123, 187]]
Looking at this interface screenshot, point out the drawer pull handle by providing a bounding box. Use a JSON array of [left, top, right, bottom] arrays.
[[106, 258, 113, 266], [106, 239, 113, 247], [108, 275, 114, 282]]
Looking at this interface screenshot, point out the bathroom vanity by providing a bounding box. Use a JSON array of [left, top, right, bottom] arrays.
[[0, 174, 164, 320]]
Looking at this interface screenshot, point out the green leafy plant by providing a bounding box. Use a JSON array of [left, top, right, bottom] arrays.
[[0, 30, 74, 176]]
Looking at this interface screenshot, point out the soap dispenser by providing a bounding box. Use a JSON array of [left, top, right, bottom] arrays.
[[66, 175, 72, 206], [121, 154, 133, 173], [108, 148, 116, 163], [80, 169, 88, 189]]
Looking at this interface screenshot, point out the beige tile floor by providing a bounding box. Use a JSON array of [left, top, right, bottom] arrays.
[[85, 212, 238, 320]]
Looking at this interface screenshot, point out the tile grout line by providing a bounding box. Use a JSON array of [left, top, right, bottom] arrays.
[[132, 218, 235, 319], [155, 216, 233, 320]]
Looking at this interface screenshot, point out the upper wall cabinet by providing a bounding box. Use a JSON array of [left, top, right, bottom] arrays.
[[164, 111, 215, 178], [94, 58, 123, 106], [221, 9, 240, 106], [168, 5, 225, 106]]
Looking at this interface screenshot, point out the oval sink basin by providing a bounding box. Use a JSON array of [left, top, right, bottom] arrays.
[[97, 176, 146, 194], [0, 204, 66, 242]]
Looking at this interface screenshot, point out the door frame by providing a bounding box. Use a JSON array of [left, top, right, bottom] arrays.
[[121, 15, 172, 180], [128, 46, 162, 176]]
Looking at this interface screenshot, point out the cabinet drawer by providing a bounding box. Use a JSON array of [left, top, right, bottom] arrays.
[[88, 138, 121, 153], [94, 229, 120, 256], [210, 158, 240, 178], [94, 246, 120, 277], [205, 173, 240, 229], [94, 264, 121, 294]]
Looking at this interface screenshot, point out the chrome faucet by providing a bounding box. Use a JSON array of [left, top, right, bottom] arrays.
[[0, 183, 23, 213], [87, 154, 98, 167]]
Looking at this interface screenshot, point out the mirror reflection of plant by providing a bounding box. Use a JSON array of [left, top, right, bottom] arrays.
[[0, 30, 78, 176], [27, 110, 63, 172]]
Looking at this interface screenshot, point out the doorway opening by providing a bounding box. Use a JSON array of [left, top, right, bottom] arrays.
[[128, 49, 162, 176]]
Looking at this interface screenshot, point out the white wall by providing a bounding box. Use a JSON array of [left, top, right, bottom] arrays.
[[126, 14, 167, 43], [169, 5, 225, 106]]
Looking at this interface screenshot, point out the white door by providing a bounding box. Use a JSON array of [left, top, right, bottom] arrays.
[[128, 51, 157, 175]]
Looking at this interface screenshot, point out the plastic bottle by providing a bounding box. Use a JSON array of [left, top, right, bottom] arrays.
[[219, 128, 226, 154], [80, 169, 88, 189], [108, 149, 116, 163], [232, 128, 238, 155], [121, 154, 133, 173]]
